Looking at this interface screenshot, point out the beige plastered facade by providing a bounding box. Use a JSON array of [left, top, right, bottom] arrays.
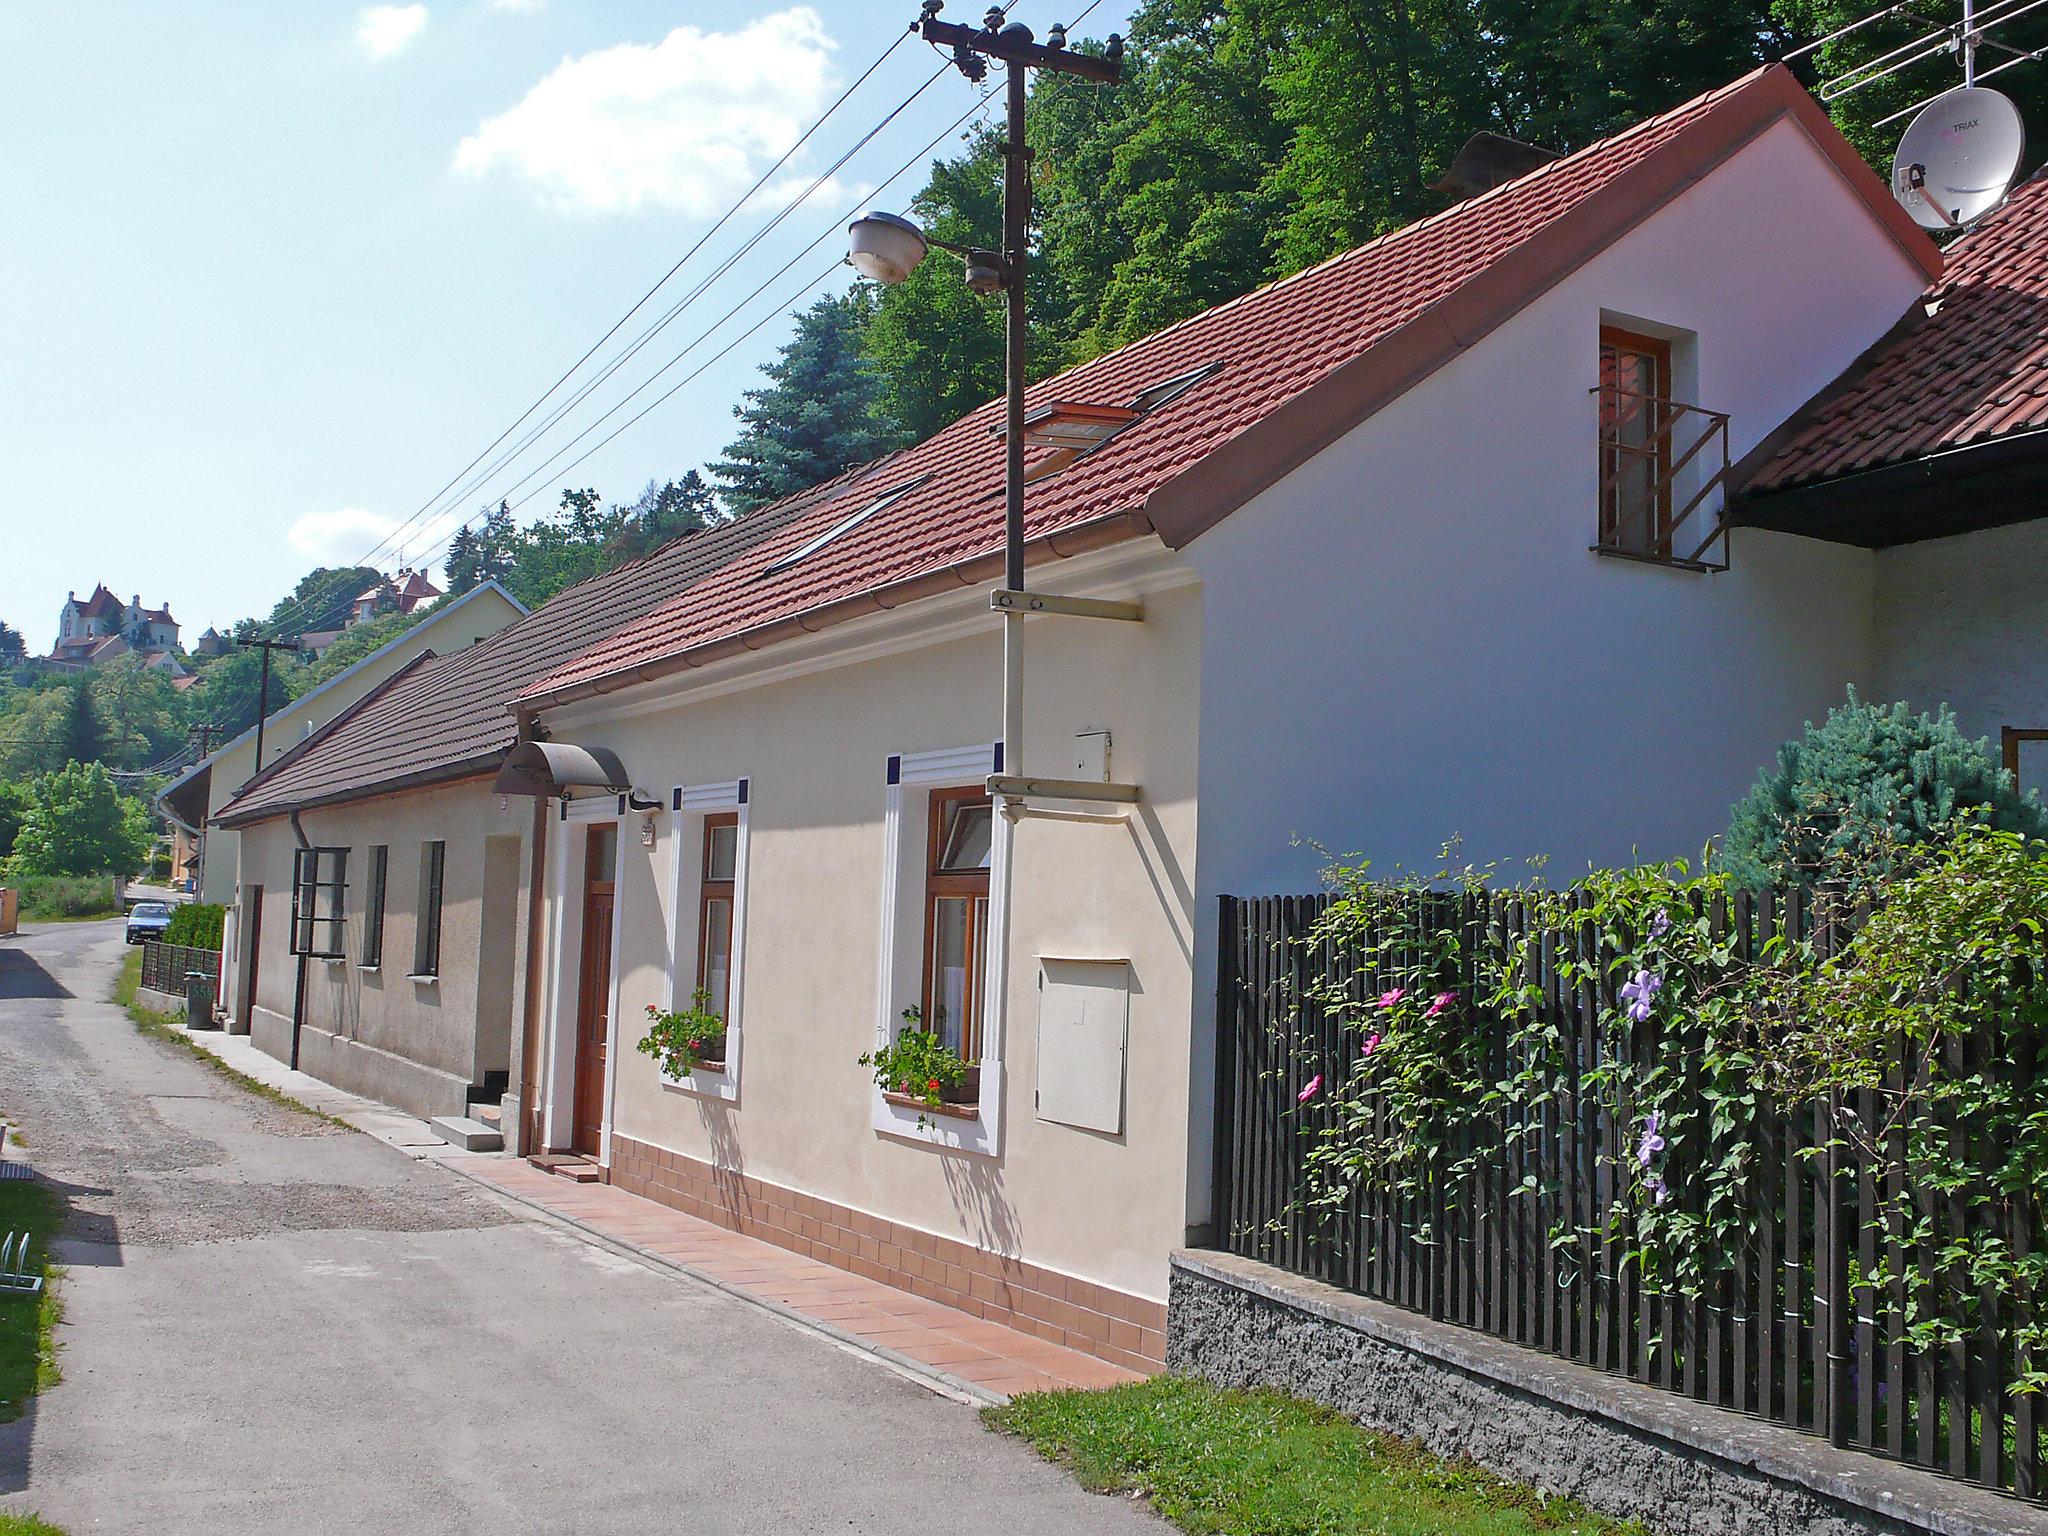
[[530, 543, 1202, 1311], [237, 776, 537, 1121]]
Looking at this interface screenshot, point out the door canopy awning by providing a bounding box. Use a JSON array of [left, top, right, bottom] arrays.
[[494, 740, 635, 800]]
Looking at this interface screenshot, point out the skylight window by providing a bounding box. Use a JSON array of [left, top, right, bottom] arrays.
[[760, 475, 930, 578], [989, 361, 1226, 483]]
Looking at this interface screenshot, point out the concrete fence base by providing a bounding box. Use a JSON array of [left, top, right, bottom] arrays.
[[1169, 1250, 2047, 1536]]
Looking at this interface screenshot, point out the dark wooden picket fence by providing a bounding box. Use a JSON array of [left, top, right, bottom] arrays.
[[139, 940, 221, 998], [1213, 890, 2046, 1502]]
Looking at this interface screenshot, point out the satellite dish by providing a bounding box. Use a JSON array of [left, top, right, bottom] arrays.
[[1892, 85, 2025, 230]]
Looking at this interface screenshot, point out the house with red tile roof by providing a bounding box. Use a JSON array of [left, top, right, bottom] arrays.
[[50, 584, 181, 664], [1737, 165, 2048, 801], [211, 65, 1946, 1371]]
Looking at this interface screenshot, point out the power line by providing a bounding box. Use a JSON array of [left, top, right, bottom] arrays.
[[263, 26, 924, 634]]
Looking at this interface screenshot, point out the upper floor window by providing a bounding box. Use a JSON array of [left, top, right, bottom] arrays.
[[1595, 323, 1731, 571], [696, 813, 738, 1041]]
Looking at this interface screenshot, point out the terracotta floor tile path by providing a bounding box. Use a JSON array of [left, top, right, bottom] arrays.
[[463, 1158, 1148, 1403]]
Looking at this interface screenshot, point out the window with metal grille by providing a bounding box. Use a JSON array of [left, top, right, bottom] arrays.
[[412, 840, 445, 978], [360, 845, 388, 968], [289, 846, 349, 959], [1595, 324, 1731, 570]]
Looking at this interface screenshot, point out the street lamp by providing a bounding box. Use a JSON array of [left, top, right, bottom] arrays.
[[848, 211, 1008, 295]]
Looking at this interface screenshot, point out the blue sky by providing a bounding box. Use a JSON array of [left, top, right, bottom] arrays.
[[1, 0, 1134, 644]]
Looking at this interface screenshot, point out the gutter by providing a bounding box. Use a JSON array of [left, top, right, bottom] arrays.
[[515, 507, 1155, 715], [1732, 424, 2048, 543]]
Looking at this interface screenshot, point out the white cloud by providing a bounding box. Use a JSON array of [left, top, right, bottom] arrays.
[[357, 5, 428, 58], [287, 508, 400, 568], [452, 8, 838, 215]]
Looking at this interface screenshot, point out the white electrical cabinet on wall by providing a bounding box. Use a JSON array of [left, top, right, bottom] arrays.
[[1035, 958, 1130, 1134]]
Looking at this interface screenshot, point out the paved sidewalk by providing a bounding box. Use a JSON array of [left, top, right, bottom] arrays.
[[465, 1158, 1145, 1401], [175, 1019, 1145, 1403]]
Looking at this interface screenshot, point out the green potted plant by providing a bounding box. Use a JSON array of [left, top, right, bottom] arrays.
[[860, 1005, 976, 1118], [637, 990, 728, 1080]]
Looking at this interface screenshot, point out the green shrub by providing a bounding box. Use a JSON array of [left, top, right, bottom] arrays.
[[163, 902, 225, 950], [1722, 689, 2048, 888], [9, 873, 117, 919]]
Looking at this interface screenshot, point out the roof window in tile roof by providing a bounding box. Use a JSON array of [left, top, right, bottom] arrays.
[[759, 474, 933, 578]]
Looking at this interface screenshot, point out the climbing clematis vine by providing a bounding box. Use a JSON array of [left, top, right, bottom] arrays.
[[1636, 1109, 1665, 1168], [1620, 969, 1661, 1023]]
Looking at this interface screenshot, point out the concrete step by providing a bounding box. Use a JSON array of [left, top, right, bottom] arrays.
[[528, 1153, 602, 1182], [466, 1100, 502, 1129], [428, 1115, 504, 1152]]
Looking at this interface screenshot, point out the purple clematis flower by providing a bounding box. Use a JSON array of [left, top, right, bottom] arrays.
[[1426, 991, 1458, 1018], [1298, 1074, 1323, 1104], [1648, 911, 1671, 940], [1636, 1110, 1665, 1168], [1620, 969, 1661, 1023], [1362, 1033, 1382, 1057], [1376, 987, 1406, 1010], [1646, 1173, 1670, 1205]]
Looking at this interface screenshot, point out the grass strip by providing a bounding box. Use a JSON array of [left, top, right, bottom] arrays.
[[0, 1513, 69, 1535], [0, 1167, 62, 1425], [114, 953, 345, 1128], [985, 1376, 1652, 1536]]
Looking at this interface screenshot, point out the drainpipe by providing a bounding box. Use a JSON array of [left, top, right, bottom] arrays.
[[287, 810, 310, 1072], [516, 788, 550, 1156]]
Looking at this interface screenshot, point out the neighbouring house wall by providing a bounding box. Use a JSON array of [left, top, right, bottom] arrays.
[[1177, 118, 1928, 1239], [1183, 118, 1920, 898], [237, 778, 533, 1120], [199, 584, 524, 908], [1873, 517, 2048, 799], [536, 565, 1200, 1341]]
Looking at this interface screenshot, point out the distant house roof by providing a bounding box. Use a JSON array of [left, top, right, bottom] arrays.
[[156, 579, 527, 830], [1738, 168, 2048, 545], [76, 584, 122, 620], [516, 65, 1935, 712], [207, 509, 827, 826], [140, 605, 175, 625]]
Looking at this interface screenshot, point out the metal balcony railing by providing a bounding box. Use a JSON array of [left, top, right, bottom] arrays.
[[1594, 384, 1733, 571]]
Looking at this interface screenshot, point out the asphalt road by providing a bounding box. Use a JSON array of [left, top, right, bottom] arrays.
[[0, 920, 1158, 1535]]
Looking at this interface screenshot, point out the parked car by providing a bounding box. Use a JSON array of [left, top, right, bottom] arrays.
[[125, 901, 173, 945]]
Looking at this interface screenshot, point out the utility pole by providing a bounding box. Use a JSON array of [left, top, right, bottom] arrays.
[[238, 637, 298, 776]]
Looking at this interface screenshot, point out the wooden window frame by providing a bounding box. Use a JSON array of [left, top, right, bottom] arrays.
[[694, 813, 738, 1050], [2003, 728, 2048, 789], [289, 846, 349, 959], [921, 786, 992, 1064], [1598, 324, 1675, 557], [412, 840, 446, 979], [360, 845, 388, 969]]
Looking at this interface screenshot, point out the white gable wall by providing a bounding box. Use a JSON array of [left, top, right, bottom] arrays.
[[1183, 117, 1929, 900]]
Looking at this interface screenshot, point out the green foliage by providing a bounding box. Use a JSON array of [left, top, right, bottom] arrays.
[[8, 873, 119, 919], [1290, 826, 2048, 1403], [268, 565, 380, 639], [602, 473, 718, 566], [636, 990, 728, 1079], [713, 290, 907, 515], [858, 1005, 970, 1111], [0, 1169, 63, 1426], [1722, 691, 2048, 889], [164, 901, 225, 950], [56, 681, 104, 769], [185, 646, 305, 742], [0, 622, 24, 664], [0, 781, 26, 860], [297, 608, 421, 689], [87, 657, 184, 771], [987, 1376, 1650, 1535], [5, 762, 151, 878]]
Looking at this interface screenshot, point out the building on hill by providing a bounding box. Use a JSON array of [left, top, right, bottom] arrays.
[[51, 585, 181, 664], [209, 65, 1962, 1375], [192, 627, 229, 659], [350, 568, 441, 627]]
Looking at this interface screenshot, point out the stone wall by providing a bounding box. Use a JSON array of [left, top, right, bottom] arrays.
[[1169, 1250, 2046, 1536]]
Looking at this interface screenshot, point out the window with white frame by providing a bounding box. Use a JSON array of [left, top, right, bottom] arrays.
[[875, 743, 1007, 1133], [667, 780, 750, 1091]]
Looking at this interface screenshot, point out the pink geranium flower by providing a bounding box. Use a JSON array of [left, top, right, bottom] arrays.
[[1297, 1074, 1323, 1103]]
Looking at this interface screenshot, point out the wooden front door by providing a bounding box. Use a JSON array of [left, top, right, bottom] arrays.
[[570, 824, 617, 1156]]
